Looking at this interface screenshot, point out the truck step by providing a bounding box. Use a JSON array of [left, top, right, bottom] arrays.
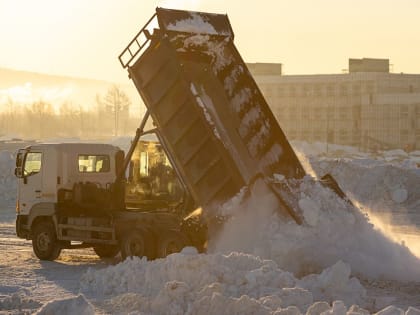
[[57, 224, 116, 243], [58, 236, 118, 245], [58, 224, 114, 233]]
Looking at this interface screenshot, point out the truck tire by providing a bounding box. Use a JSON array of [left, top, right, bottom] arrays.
[[156, 230, 189, 258], [32, 221, 61, 261], [120, 229, 154, 261], [93, 245, 120, 259]]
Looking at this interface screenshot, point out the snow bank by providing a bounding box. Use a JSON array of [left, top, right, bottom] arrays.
[[81, 251, 368, 314], [0, 150, 16, 206], [310, 158, 420, 217], [0, 292, 41, 312], [35, 294, 94, 315], [309, 157, 420, 257]]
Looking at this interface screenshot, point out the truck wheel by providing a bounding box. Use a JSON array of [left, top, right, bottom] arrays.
[[93, 245, 120, 259], [156, 230, 189, 258], [120, 229, 154, 260], [32, 221, 61, 261]]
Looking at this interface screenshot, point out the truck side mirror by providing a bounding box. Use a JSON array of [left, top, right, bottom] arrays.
[[15, 152, 25, 178], [16, 152, 23, 167], [14, 167, 23, 178]]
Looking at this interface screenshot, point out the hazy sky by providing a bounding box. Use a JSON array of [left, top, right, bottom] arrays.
[[1, 0, 419, 83]]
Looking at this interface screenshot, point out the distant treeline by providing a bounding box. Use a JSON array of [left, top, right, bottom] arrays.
[[0, 85, 142, 139]]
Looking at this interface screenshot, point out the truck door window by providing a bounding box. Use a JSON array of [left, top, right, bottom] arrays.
[[24, 152, 42, 176], [78, 155, 110, 173]]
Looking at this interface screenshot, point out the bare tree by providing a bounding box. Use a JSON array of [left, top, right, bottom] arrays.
[[102, 85, 131, 136]]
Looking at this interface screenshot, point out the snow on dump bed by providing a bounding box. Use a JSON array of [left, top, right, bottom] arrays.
[[167, 12, 231, 36]]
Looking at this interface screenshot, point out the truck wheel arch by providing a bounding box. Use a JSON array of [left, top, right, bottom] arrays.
[[27, 203, 58, 237]]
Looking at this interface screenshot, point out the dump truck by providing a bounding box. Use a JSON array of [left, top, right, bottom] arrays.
[[15, 7, 349, 261], [15, 140, 205, 261], [118, 8, 349, 223]]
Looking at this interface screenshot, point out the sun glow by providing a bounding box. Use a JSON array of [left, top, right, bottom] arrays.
[[0, 83, 74, 113]]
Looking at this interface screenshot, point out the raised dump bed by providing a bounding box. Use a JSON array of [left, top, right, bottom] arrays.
[[119, 8, 311, 223]]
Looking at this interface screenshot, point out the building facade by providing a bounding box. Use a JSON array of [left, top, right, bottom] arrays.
[[248, 59, 420, 151]]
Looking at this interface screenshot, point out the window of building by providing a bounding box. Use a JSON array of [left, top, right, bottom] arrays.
[[326, 85, 335, 96], [303, 84, 311, 97], [352, 84, 361, 95], [314, 131, 323, 140], [314, 85, 322, 97], [339, 130, 348, 142], [289, 86, 296, 97], [339, 107, 349, 119], [289, 130, 297, 139], [366, 84, 374, 94], [314, 107, 322, 119], [78, 155, 110, 173], [340, 84, 348, 96], [400, 105, 409, 118]]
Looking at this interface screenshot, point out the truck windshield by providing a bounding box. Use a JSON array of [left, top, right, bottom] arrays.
[[23, 152, 42, 176], [126, 137, 184, 208]]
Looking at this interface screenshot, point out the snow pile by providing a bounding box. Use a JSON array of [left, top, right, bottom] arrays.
[[291, 141, 368, 159], [309, 158, 420, 215], [0, 292, 41, 312], [81, 250, 368, 314], [0, 150, 16, 206], [80, 176, 420, 313], [291, 140, 420, 166], [308, 157, 420, 258], [35, 294, 94, 315], [210, 177, 420, 282]]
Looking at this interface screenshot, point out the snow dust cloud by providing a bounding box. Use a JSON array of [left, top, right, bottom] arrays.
[[208, 175, 420, 282], [353, 201, 420, 259]]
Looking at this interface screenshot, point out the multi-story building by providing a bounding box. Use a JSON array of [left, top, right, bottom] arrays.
[[248, 59, 420, 151]]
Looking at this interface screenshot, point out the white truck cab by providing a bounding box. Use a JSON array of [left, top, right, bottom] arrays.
[[15, 143, 121, 216], [14, 141, 203, 262]]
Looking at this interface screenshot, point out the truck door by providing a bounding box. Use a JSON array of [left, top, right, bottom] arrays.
[[18, 150, 43, 215]]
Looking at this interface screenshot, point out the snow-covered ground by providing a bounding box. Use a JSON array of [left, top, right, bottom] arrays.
[[0, 142, 419, 314]]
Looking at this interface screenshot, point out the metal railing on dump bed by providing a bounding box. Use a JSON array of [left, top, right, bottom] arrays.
[[118, 13, 157, 68]]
